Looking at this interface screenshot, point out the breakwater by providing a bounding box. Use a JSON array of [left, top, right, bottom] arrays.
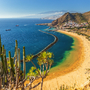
[[33, 30, 58, 57], [21, 30, 58, 62]]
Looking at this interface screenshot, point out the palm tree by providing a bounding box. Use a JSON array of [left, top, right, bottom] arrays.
[[26, 51, 54, 90], [37, 51, 54, 90]]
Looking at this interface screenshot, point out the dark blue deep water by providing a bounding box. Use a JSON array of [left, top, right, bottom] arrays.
[[0, 18, 74, 73]]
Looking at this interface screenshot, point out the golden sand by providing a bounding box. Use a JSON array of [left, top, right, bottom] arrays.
[[25, 30, 90, 90], [42, 30, 90, 90]]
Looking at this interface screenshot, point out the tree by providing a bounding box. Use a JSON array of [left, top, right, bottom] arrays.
[[37, 51, 54, 90], [26, 51, 54, 90]]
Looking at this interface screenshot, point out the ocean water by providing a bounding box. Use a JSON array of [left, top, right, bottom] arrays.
[[0, 18, 74, 73]]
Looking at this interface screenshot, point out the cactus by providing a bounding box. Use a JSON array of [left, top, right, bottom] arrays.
[[15, 46, 17, 75], [23, 46, 26, 79], [0, 35, 3, 87], [2, 46, 7, 77], [0, 37, 38, 89], [9, 51, 14, 78], [18, 48, 21, 70], [15, 59, 18, 89], [15, 41, 20, 89], [4, 54, 7, 83], [4, 49, 6, 55], [15, 58, 17, 80], [1, 54, 6, 75], [0, 58, 2, 89], [0, 57, 2, 75], [4, 49, 7, 74], [1, 54, 5, 86], [4, 54, 7, 73], [14, 41, 18, 74], [15, 40, 18, 62], [16, 68, 19, 89], [15, 40, 18, 49]]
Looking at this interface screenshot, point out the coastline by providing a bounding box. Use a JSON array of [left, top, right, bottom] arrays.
[[41, 30, 90, 89], [41, 29, 84, 79], [49, 30, 82, 74], [25, 29, 90, 90]]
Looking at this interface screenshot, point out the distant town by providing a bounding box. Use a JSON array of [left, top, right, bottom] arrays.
[[58, 20, 89, 29]]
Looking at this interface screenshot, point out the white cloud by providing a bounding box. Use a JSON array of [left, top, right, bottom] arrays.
[[0, 11, 65, 18], [19, 11, 65, 18]]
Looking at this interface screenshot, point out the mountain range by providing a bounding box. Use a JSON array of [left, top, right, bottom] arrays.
[[51, 11, 90, 26]]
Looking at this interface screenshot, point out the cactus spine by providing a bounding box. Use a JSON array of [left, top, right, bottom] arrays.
[[23, 46, 26, 79]]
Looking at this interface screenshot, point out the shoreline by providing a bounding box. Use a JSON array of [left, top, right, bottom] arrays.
[[42, 29, 84, 79], [41, 30, 90, 89], [25, 29, 90, 90], [49, 30, 82, 74]]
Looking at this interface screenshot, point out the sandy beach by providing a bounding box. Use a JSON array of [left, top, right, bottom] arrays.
[[39, 30, 90, 90], [25, 29, 90, 90]]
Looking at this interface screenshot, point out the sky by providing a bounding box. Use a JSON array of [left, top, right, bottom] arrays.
[[0, 0, 90, 18]]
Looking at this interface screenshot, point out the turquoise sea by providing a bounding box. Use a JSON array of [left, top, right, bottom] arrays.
[[0, 18, 74, 73]]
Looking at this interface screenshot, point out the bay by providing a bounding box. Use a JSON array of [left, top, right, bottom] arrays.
[[0, 18, 74, 73]]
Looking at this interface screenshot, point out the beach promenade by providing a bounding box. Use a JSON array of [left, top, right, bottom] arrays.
[[40, 30, 90, 90]]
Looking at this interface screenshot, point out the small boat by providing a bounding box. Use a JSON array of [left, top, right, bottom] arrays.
[[16, 25, 19, 27], [6, 29, 11, 31], [48, 27, 51, 29]]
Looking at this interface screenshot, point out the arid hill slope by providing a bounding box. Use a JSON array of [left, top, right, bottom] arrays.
[[51, 11, 90, 26]]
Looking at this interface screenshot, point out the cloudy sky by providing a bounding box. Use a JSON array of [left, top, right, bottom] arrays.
[[0, 0, 90, 18]]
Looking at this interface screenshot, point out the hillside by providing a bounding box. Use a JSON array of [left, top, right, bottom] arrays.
[[83, 11, 90, 23], [51, 11, 90, 26]]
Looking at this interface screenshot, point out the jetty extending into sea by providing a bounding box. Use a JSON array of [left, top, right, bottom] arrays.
[[21, 30, 58, 62]]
